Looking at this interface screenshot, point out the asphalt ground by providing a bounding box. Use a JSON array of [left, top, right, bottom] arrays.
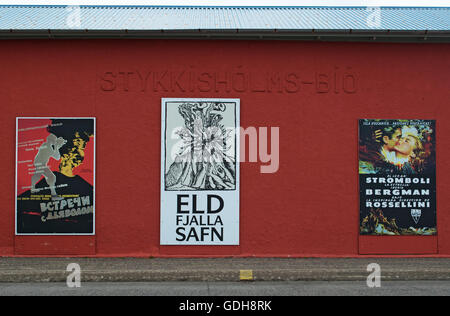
[[1, 281, 450, 296]]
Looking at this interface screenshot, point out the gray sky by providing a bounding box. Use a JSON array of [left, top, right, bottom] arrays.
[[0, 0, 448, 6]]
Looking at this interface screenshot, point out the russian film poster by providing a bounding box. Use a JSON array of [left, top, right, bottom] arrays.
[[359, 119, 436, 236], [160, 99, 240, 245], [16, 118, 95, 235]]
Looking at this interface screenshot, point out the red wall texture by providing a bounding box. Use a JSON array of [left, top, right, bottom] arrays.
[[0, 39, 449, 257]]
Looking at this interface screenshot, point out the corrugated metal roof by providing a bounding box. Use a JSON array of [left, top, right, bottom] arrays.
[[0, 5, 448, 31]]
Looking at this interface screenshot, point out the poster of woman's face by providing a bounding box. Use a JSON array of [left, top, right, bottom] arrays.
[[359, 120, 435, 175]]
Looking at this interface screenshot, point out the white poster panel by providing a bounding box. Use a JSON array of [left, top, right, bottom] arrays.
[[160, 98, 240, 245]]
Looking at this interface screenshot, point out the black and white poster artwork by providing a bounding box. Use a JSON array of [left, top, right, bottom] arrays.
[[160, 98, 240, 245]]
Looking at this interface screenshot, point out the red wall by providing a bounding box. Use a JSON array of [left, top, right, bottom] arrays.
[[0, 39, 449, 257]]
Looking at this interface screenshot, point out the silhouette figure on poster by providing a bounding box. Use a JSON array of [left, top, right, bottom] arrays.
[[30, 133, 67, 198]]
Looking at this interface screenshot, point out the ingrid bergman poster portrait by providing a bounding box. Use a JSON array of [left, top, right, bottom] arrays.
[[359, 119, 436, 236]]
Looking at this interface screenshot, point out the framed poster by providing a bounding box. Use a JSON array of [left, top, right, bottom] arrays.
[[160, 98, 240, 245], [16, 117, 96, 235], [359, 119, 436, 236]]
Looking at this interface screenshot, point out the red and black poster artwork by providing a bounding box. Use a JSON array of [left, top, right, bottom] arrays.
[[16, 118, 95, 235]]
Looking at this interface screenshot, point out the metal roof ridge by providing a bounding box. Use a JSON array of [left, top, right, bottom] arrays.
[[0, 5, 448, 9]]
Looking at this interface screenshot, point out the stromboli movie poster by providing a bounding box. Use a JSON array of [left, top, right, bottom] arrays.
[[16, 118, 95, 235], [359, 119, 436, 236]]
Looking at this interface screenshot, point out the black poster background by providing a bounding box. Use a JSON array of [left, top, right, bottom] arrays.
[[359, 119, 436, 236]]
